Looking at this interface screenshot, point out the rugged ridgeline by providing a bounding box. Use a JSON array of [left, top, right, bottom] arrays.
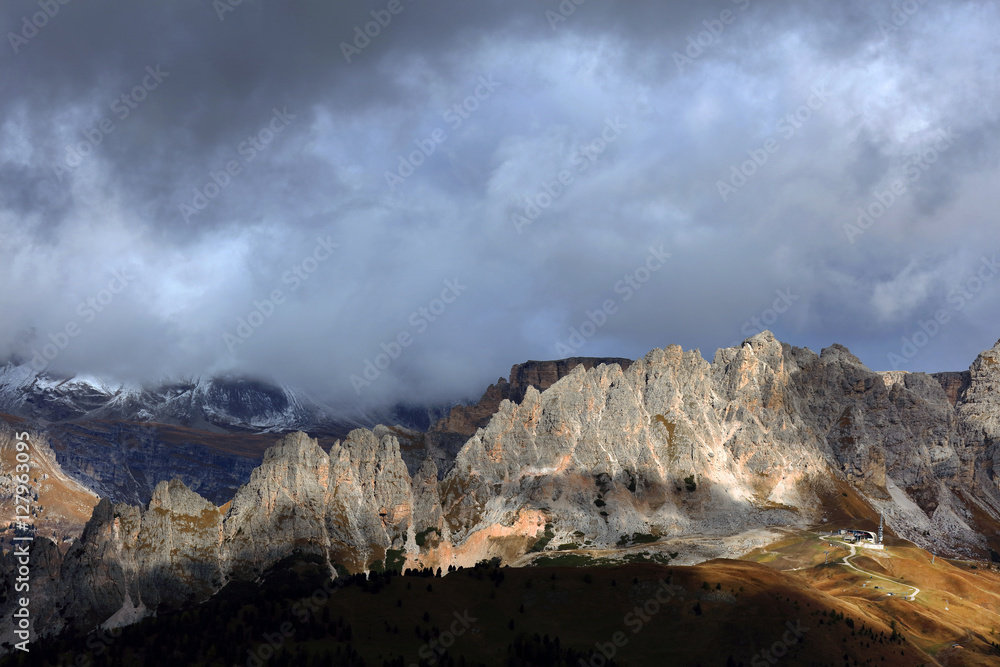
[[0, 362, 454, 506], [0, 429, 421, 642], [0, 361, 616, 509], [0, 367, 338, 432], [0, 358, 621, 525], [7, 332, 1000, 643], [416, 357, 634, 475], [436, 335, 1000, 559], [0, 356, 617, 507], [0, 361, 452, 437]]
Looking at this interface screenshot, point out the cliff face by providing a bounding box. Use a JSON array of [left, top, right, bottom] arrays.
[[435, 338, 826, 562], [1, 430, 410, 644], [221, 428, 414, 576], [506, 357, 635, 404], [933, 370, 972, 405], [4, 479, 225, 642], [434, 357, 636, 437], [429, 334, 1000, 566], [956, 343, 1000, 508], [421, 357, 637, 477], [42, 421, 262, 505], [10, 334, 1000, 642]]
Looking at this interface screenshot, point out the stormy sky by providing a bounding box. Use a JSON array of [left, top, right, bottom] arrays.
[[2, 0, 999, 408]]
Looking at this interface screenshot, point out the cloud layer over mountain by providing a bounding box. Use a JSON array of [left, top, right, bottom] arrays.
[[2, 0, 999, 406]]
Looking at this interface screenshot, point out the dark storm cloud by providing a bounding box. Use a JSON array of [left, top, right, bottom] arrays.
[[2, 0, 1000, 409]]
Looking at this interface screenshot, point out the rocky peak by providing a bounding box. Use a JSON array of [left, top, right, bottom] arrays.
[[80, 497, 115, 542], [713, 331, 785, 367], [262, 430, 326, 463], [6, 426, 420, 642], [819, 343, 864, 367], [880, 371, 908, 389], [744, 329, 779, 349], [421, 357, 637, 479], [506, 357, 634, 403], [431, 357, 636, 437], [957, 338, 1000, 446], [148, 479, 215, 516], [971, 338, 1000, 373]]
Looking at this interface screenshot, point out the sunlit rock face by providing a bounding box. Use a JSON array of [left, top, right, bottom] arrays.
[[431, 332, 1000, 567]]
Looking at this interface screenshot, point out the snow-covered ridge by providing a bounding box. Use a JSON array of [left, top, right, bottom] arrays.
[[0, 361, 338, 432], [0, 360, 455, 434]]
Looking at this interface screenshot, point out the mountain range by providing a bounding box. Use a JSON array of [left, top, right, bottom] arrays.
[[0, 360, 452, 434], [0, 361, 452, 506], [3, 331, 1000, 653]]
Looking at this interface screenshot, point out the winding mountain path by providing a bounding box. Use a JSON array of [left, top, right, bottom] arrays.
[[822, 536, 920, 601]]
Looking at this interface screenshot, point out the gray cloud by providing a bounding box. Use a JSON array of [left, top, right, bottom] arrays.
[[2, 0, 1000, 408]]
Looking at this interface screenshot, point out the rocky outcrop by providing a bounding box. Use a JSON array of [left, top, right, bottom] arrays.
[[426, 333, 1000, 567], [322, 427, 413, 571], [222, 431, 334, 577], [5, 429, 416, 641], [219, 429, 415, 577], [956, 341, 1000, 512], [932, 371, 971, 405], [2, 478, 224, 643], [433, 338, 827, 565], [506, 358, 634, 404], [420, 357, 637, 477]]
